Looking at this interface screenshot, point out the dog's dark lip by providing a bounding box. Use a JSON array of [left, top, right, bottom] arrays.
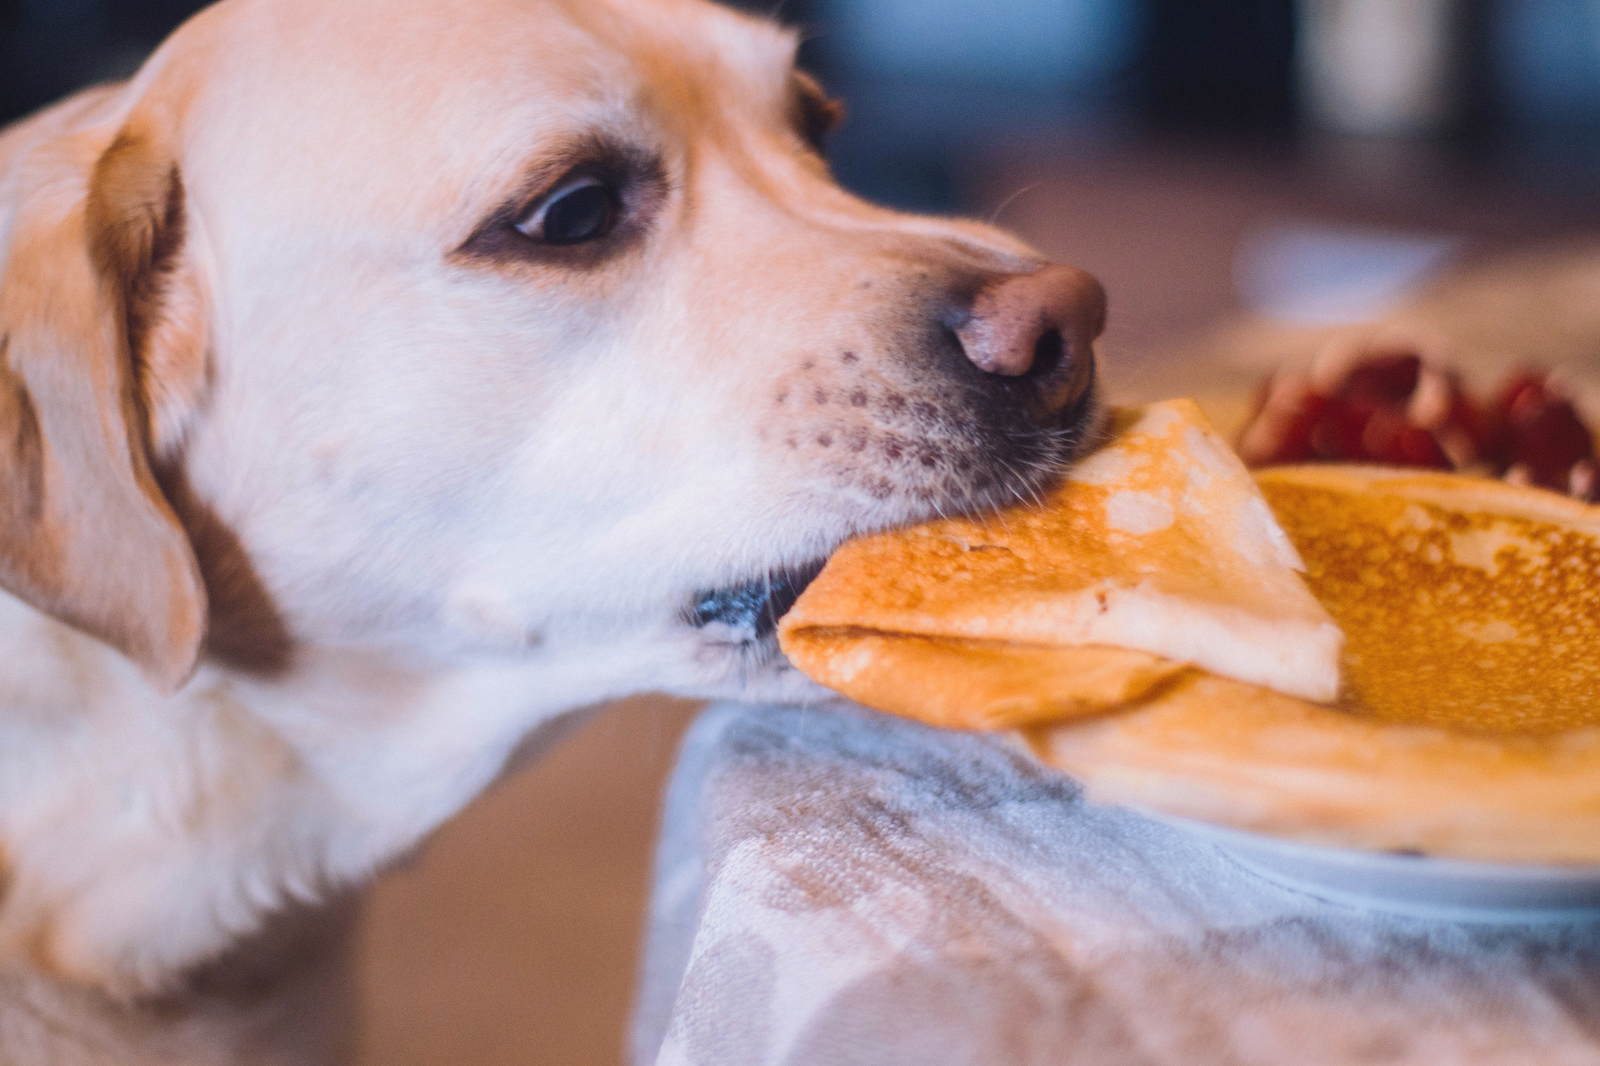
[[685, 557, 829, 643]]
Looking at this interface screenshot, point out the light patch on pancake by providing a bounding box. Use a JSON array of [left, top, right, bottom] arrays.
[[828, 640, 879, 683], [1396, 503, 1436, 532], [1182, 425, 1236, 483], [1104, 490, 1174, 535], [1455, 618, 1521, 644], [1135, 402, 1183, 435], [1179, 487, 1211, 518], [1447, 526, 1538, 575], [1232, 495, 1305, 571], [1069, 447, 1146, 487]]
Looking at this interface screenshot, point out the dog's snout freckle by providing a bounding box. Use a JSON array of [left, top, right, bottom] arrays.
[[813, 388, 828, 405], [801, 359, 815, 371], [849, 390, 868, 407], [915, 401, 939, 423], [848, 430, 869, 453], [785, 436, 798, 449], [817, 433, 833, 448], [840, 350, 859, 365], [883, 439, 904, 461], [775, 390, 788, 405]]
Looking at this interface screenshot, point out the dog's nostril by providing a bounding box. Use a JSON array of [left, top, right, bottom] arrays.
[[1024, 329, 1066, 380], [952, 263, 1105, 381]]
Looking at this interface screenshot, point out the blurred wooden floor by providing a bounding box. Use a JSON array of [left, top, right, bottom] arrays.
[[355, 696, 701, 1066]]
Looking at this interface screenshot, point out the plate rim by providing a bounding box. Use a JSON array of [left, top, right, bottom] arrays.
[[1135, 806, 1600, 921]]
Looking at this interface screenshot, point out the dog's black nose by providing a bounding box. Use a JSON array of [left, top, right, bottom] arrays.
[[953, 263, 1105, 419]]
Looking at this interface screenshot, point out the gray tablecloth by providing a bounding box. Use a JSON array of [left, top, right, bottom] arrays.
[[631, 701, 1600, 1066]]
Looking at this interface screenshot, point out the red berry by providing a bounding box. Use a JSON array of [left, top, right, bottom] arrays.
[[1483, 373, 1596, 493]]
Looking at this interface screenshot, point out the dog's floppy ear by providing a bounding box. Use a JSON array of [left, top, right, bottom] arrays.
[[0, 114, 208, 693]]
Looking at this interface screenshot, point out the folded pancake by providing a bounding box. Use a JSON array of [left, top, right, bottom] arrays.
[[779, 399, 1343, 726], [1031, 466, 1600, 863], [783, 630, 1191, 730]]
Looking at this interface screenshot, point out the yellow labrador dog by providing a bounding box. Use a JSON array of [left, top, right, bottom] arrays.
[[0, 0, 1102, 1055]]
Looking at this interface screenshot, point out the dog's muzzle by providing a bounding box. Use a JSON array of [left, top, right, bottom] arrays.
[[682, 262, 1106, 653]]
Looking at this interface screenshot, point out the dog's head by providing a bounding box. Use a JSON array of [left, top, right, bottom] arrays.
[[0, 0, 1104, 703]]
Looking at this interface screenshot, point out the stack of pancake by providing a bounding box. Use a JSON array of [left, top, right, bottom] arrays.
[[778, 400, 1600, 864]]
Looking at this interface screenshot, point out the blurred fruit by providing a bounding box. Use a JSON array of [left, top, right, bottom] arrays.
[[1483, 373, 1598, 499], [1237, 354, 1598, 501]]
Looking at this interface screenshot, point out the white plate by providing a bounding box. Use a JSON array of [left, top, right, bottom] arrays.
[[1145, 811, 1600, 923]]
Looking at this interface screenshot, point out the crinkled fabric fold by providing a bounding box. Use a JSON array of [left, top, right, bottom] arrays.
[[633, 701, 1600, 1066]]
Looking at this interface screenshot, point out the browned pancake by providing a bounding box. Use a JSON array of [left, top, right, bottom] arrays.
[[1257, 465, 1600, 735], [1033, 467, 1600, 863], [779, 400, 1342, 725]]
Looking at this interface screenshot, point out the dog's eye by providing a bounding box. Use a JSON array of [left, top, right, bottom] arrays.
[[516, 177, 619, 245]]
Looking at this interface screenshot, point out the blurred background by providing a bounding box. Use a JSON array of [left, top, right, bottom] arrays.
[[7, 0, 1600, 355], [792, 0, 1600, 208], [5, 2, 1598, 1064], [10, 0, 1600, 194]]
